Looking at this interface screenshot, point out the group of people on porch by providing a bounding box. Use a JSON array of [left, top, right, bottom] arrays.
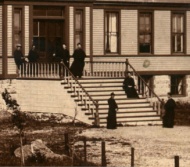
[[14, 43, 176, 130], [13, 42, 86, 78]]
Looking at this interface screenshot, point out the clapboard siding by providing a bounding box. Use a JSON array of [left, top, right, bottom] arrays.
[[69, 7, 74, 55], [7, 5, 12, 57], [25, 6, 29, 56], [121, 10, 138, 55], [154, 11, 171, 55], [8, 58, 17, 74], [186, 11, 190, 54], [92, 56, 190, 72], [85, 7, 90, 56], [93, 9, 104, 55]]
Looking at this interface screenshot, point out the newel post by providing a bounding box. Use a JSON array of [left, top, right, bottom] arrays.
[[125, 59, 129, 76]]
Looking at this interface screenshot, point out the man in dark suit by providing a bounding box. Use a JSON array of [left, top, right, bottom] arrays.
[[70, 43, 86, 78], [107, 92, 118, 129], [14, 44, 25, 69], [163, 92, 176, 128], [123, 72, 139, 98]]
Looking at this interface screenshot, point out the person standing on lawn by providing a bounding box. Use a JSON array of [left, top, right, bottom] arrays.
[[107, 92, 118, 129], [163, 92, 176, 128]]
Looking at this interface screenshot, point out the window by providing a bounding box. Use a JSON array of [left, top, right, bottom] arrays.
[[170, 75, 185, 95], [13, 8, 22, 49], [105, 12, 119, 53], [33, 6, 64, 17], [172, 13, 185, 53], [139, 12, 152, 53], [75, 9, 83, 48]]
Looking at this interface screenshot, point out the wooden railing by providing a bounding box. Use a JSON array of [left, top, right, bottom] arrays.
[[125, 59, 162, 115], [18, 59, 162, 117], [83, 61, 126, 77], [61, 62, 100, 127], [18, 63, 60, 79]]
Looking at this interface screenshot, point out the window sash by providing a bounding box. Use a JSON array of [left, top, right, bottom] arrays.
[[171, 75, 184, 95], [105, 12, 119, 53], [13, 8, 22, 49], [139, 13, 152, 53], [172, 13, 185, 53], [75, 9, 83, 48]]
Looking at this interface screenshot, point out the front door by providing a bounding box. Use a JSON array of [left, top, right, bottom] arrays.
[[33, 20, 64, 62]]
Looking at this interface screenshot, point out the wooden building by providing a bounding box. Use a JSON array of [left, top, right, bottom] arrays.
[[1, 0, 190, 97]]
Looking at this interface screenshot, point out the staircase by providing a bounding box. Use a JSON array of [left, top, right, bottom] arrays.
[[62, 77, 162, 126]]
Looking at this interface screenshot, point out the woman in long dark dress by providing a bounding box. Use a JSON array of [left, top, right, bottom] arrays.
[[123, 72, 139, 98], [70, 43, 86, 78], [163, 92, 176, 128], [107, 92, 118, 129]]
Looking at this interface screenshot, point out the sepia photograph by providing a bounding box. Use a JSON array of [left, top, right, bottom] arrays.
[[0, 0, 190, 166]]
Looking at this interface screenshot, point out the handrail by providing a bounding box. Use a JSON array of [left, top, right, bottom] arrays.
[[60, 62, 99, 126], [126, 59, 162, 103]]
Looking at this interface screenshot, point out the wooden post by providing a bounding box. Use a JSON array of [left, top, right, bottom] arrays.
[[125, 59, 129, 76], [174, 156, 179, 167], [131, 147, 134, 167], [64, 133, 69, 155], [95, 100, 100, 127], [83, 137, 87, 164], [101, 141, 106, 166]]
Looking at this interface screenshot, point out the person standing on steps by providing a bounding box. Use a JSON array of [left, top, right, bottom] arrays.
[[123, 72, 139, 98], [107, 92, 118, 129], [70, 43, 86, 78], [163, 92, 176, 128]]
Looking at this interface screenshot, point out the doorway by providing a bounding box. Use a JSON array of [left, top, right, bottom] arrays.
[[33, 20, 65, 62]]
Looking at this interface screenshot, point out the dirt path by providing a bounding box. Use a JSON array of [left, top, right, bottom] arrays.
[[76, 126, 190, 167]]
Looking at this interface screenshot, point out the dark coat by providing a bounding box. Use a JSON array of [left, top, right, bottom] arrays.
[[70, 48, 86, 77], [163, 98, 176, 128], [14, 50, 25, 69], [123, 76, 139, 98], [28, 49, 39, 62], [107, 98, 118, 129], [57, 48, 70, 67]]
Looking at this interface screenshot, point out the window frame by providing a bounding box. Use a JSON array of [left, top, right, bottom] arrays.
[[171, 11, 186, 54], [74, 8, 85, 50], [138, 11, 154, 55], [13, 7, 24, 53], [170, 75, 186, 96], [104, 10, 120, 55]]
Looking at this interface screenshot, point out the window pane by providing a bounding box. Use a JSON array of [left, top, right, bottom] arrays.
[[39, 22, 46, 36], [14, 9, 22, 48], [47, 9, 62, 16], [172, 13, 184, 53], [75, 9, 83, 48], [33, 8, 46, 16], [105, 12, 118, 53], [75, 13, 82, 30], [33, 21, 38, 36], [139, 13, 152, 53]]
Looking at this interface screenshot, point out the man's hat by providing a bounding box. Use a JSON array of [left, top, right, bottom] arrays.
[[16, 44, 22, 47], [111, 92, 115, 96]]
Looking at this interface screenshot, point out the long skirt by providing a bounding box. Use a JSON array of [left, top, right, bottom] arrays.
[[107, 109, 117, 129]]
